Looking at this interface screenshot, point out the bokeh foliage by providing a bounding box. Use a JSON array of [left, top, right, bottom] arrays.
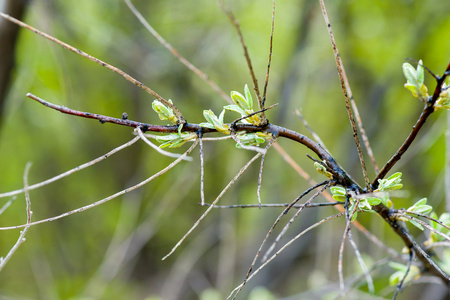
[[0, 0, 449, 299]]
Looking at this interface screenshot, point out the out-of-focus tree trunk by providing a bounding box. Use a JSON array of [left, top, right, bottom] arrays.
[[0, 0, 30, 127]]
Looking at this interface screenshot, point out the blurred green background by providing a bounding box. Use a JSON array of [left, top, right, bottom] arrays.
[[0, 0, 449, 299]]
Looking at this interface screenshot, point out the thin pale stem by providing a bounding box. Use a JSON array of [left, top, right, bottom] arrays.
[[0, 135, 140, 199], [347, 222, 375, 294], [135, 127, 192, 161], [162, 152, 262, 260], [263, 182, 331, 261], [256, 135, 277, 207], [221, 4, 265, 122], [229, 212, 345, 300], [338, 196, 361, 294], [203, 201, 344, 208], [0, 163, 32, 271], [234, 181, 329, 297], [199, 135, 206, 206], [262, 0, 275, 109], [0, 141, 198, 231]]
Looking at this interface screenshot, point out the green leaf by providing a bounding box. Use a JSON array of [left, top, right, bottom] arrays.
[[365, 197, 381, 206], [330, 186, 346, 201], [314, 162, 333, 179], [244, 84, 253, 109], [402, 63, 419, 86], [224, 104, 246, 115], [152, 99, 178, 124], [376, 172, 403, 192], [231, 91, 249, 110], [407, 198, 432, 215], [408, 219, 424, 231], [201, 110, 230, 134]]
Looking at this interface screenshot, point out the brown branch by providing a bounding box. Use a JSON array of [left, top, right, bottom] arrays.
[[372, 62, 450, 188]]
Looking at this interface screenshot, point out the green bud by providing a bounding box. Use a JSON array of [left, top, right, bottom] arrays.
[[152, 99, 178, 124], [314, 162, 333, 179]]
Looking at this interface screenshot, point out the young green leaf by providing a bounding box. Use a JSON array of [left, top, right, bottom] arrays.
[[407, 198, 432, 215], [152, 99, 178, 124], [200, 110, 231, 134], [402, 60, 429, 101], [313, 162, 333, 179], [330, 186, 346, 202]]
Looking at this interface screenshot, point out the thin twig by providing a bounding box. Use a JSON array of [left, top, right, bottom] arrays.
[[0, 197, 17, 215], [262, 0, 275, 109], [229, 212, 345, 299], [0, 12, 185, 123], [393, 250, 414, 300], [347, 220, 375, 294], [135, 127, 192, 161], [256, 135, 278, 207], [0, 141, 198, 231], [233, 181, 329, 297], [318, 0, 370, 189], [202, 201, 344, 208], [397, 209, 450, 232], [124, 0, 232, 104], [0, 163, 32, 272], [162, 152, 262, 260], [0, 136, 140, 199], [221, 3, 265, 122], [263, 182, 331, 261], [395, 214, 450, 243], [198, 134, 206, 206], [338, 195, 361, 294]]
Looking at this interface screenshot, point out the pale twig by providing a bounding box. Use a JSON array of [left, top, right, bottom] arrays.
[[221, 4, 265, 120], [338, 196, 361, 294], [0, 141, 198, 231], [0, 163, 32, 272], [162, 152, 262, 260], [396, 209, 450, 232], [447, 111, 450, 212], [0, 197, 17, 215], [230, 133, 266, 154], [257, 135, 277, 207], [199, 135, 206, 206], [0, 12, 184, 122], [202, 201, 344, 208], [234, 181, 329, 297], [318, 0, 370, 189], [261, 0, 275, 108], [347, 220, 375, 294], [263, 182, 331, 261], [124, 0, 232, 104], [229, 212, 345, 299], [135, 127, 192, 161], [0, 136, 140, 199], [396, 214, 450, 243], [393, 250, 414, 300]]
